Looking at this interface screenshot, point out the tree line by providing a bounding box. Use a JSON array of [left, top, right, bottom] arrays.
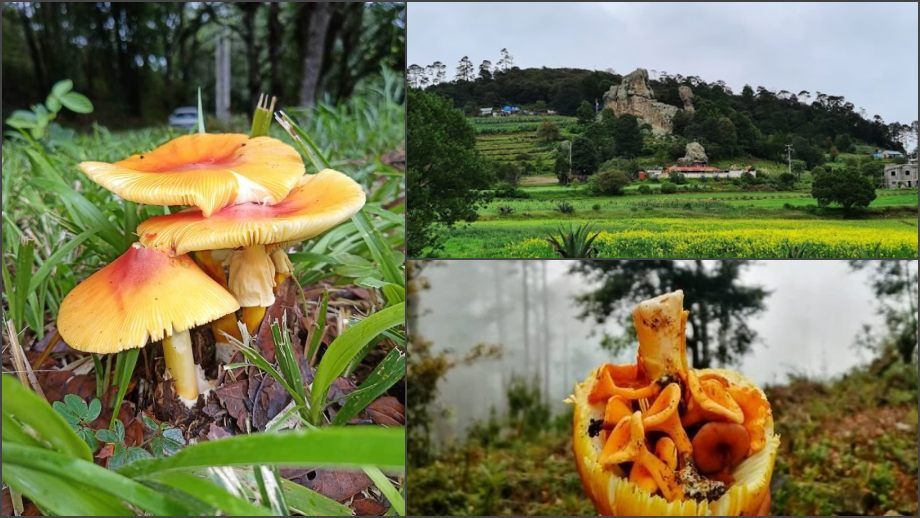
[[2, 2, 405, 126], [411, 64, 911, 163]]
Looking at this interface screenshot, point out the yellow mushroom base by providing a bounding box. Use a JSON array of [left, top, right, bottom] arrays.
[[571, 367, 779, 516]]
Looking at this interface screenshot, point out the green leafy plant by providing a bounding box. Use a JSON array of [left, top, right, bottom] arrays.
[[52, 394, 102, 451], [545, 224, 600, 258], [95, 420, 153, 469], [140, 415, 186, 457], [555, 201, 575, 214], [5, 79, 93, 140], [3, 375, 404, 515]]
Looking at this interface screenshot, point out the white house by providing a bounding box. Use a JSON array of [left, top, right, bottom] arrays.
[[883, 160, 918, 189]]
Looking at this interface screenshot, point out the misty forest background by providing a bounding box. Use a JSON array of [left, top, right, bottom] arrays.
[[407, 260, 919, 516], [2, 2, 406, 126]]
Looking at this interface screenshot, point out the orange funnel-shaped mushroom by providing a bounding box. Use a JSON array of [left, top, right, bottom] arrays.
[[642, 383, 693, 456], [589, 363, 659, 403], [570, 291, 780, 516], [684, 370, 745, 426], [633, 290, 689, 382], [57, 244, 240, 406], [137, 169, 366, 333], [78, 133, 305, 217]]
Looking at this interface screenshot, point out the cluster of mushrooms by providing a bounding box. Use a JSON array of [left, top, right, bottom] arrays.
[[570, 291, 780, 516], [57, 129, 365, 407]]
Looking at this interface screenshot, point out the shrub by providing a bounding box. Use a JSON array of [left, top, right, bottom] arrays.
[[638, 184, 652, 195], [660, 182, 677, 194], [589, 170, 630, 195], [494, 182, 531, 199], [592, 203, 601, 211], [670, 172, 687, 185], [497, 205, 515, 216], [555, 201, 575, 214], [545, 224, 600, 258]]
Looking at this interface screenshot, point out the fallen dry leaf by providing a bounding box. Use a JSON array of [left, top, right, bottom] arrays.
[[366, 396, 405, 426]]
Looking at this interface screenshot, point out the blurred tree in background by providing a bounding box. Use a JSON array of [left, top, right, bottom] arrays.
[[1, 2, 405, 126], [573, 260, 768, 368]]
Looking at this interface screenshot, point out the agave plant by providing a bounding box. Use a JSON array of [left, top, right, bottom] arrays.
[[546, 224, 600, 258]]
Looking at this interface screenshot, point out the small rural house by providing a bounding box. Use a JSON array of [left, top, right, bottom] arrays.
[[873, 149, 905, 159], [479, 107, 494, 117], [883, 159, 918, 188]]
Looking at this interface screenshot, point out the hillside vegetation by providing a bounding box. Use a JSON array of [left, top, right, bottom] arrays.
[[408, 361, 919, 516]]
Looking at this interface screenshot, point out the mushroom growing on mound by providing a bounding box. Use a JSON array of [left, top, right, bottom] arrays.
[[569, 290, 779, 515], [56, 244, 239, 406]]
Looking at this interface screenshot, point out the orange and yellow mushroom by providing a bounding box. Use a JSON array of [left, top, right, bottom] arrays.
[[136, 169, 366, 334], [569, 290, 779, 515], [78, 133, 305, 217], [56, 244, 239, 406]]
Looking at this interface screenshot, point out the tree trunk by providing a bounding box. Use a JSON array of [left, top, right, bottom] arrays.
[[541, 263, 550, 404], [297, 2, 333, 107], [522, 261, 530, 376], [240, 4, 260, 114], [267, 2, 282, 97], [19, 8, 46, 89]]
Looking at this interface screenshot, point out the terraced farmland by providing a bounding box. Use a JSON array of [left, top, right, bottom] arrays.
[[471, 115, 577, 175]]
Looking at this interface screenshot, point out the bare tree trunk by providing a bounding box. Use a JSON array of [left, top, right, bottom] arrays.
[[267, 2, 282, 96], [19, 8, 46, 88], [522, 261, 530, 376], [239, 3, 260, 114], [541, 262, 550, 404], [297, 2, 333, 107]]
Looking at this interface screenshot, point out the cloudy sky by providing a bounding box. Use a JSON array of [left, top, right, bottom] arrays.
[[408, 2, 918, 124]]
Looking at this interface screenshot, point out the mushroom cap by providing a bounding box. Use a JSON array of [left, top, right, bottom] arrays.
[[571, 365, 779, 516], [78, 134, 305, 217], [57, 244, 240, 354], [692, 422, 751, 474], [137, 169, 366, 255]]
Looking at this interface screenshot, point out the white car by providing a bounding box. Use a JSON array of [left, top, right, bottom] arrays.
[[168, 106, 199, 129]]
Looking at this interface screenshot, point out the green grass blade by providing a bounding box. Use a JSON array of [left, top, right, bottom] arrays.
[[234, 340, 306, 408], [4, 443, 191, 515], [2, 412, 45, 448], [276, 111, 331, 170], [310, 303, 405, 424], [363, 466, 405, 516], [117, 427, 405, 478], [13, 240, 34, 331], [109, 348, 140, 428], [332, 348, 405, 426], [2, 375, 92, 460], [141, 470, 274, 516], [197, 87, 205, 134], [27, 224, 101, 293], [306, 291, 330, 365], [352, 209, 404, 287], [3, 464, 134, 516], [280, 478, 353, 516]]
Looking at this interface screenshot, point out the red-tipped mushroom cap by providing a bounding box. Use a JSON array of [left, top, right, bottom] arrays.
[[137, 169, 366, 255], [57, 244, 240, 354], [78, 134, 304, 216]]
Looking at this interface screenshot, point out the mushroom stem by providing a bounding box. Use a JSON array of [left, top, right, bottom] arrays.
[[193, 250, 241, 362], [241, 306, 268, 334], [228, 245, 276, 335], [162, 329, 199, 407]]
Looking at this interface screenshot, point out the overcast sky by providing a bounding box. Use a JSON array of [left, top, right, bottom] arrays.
[[408, 2, 918, 124]]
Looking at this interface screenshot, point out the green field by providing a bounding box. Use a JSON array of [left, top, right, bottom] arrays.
[[439, 183, 919, 258], [471, 115, 577, 175]]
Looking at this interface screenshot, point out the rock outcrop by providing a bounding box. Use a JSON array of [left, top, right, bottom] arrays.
[[603, 68, 688, 135], [677, 142, 708, 165], [679, 85, 695, 113]]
